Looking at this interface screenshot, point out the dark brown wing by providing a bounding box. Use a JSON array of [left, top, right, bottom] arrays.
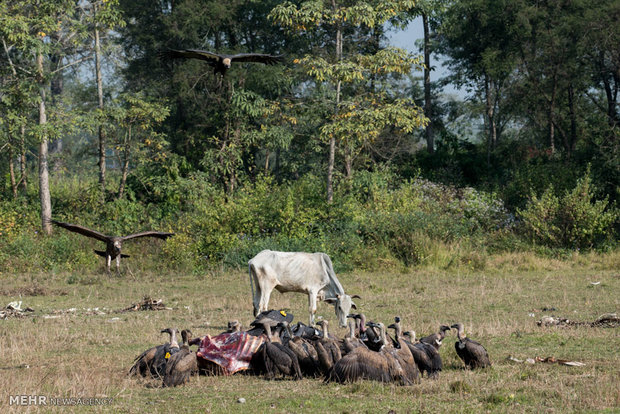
[[120, 231, 174, 241], [160, 49, 221, 64], [163, 349, 196, 387], [465, 338, 491, 368], [129, 345, 158, 377], [229, 53, 283, 65], [51, 220, 110, 242], [328, 348, 391, 383]]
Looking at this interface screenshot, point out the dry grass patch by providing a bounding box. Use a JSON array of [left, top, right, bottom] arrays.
[[0, 255, 618, 413]]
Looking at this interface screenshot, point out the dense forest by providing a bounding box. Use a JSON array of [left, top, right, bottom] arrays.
[[1, 0, 618, 273]]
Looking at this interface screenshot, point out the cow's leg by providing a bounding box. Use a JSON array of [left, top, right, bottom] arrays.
[[308, 290, 318, 326], [259, 286, 273, 313], [257, 268, 276, 313], [116, 255, 121, 275]]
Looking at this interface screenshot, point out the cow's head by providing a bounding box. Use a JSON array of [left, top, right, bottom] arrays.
[[325, 294, 361, 327]]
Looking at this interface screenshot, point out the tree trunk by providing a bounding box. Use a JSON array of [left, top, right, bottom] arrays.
[[548, 68, 558, 155], [117, 128, 130, 199], [422, 12, 434, 154], [94, 6, 106, 199], [327, 0, 342, 204], [20, 124, 27, 192], [344, 149, 352, 179], [600, 51, 619, 129], [9, 142, 17, 199], [484, 74, 497, 165], [567, 83, 577, 157], [264, 149, 270, 172], [37, 52, 52, 235], [229, 125, 241, 194]]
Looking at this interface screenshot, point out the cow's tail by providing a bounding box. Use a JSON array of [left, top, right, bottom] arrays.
[[321, 253, 344, 295], [248, 261, 257, 315]]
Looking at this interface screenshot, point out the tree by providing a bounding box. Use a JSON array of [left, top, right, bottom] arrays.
[[411, 0, 445, 155], [437, 0, 522, 164], [1, 0, 88, 234], [82, 0, 125, 199], [0, 36, 36, 198], [118, 0, 294, 192], [106, 93, 169, 199], [269, 0, 426, 202]]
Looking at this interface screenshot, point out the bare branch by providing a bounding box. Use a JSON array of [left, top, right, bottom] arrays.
[[51, 55, 93, 74], [2, 37, 17, 76], [584, 90, 608, 115], [17, 66, 33, 76]]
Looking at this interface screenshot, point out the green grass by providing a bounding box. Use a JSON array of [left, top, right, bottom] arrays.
[[0, 252, 619, 413]]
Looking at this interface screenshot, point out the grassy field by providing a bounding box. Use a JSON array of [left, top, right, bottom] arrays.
[[1, 251, 619, 413]]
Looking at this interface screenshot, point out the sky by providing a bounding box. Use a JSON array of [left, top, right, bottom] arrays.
[[387, 17, 463, 98]]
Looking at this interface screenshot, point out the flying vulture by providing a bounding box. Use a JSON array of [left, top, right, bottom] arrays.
[[50, 220, 174, 274], [160, 49, 283, 76]]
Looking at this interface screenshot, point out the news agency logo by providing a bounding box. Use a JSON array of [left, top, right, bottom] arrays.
[[9, 395, 113, 406]]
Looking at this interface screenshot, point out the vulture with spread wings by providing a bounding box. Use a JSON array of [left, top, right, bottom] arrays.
[[160, 49, 283, 76], [51, 220, 173, 274]]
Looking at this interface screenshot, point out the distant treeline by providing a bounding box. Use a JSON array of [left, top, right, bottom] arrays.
[[0, 1, 618, 271]]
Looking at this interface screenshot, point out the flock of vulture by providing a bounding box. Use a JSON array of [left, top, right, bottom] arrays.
[[129, 311, 491, 387]]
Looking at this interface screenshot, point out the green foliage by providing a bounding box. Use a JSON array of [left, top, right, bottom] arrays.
[[2, 0, 618, 275], [518, 171, 618, 249], [356, 177, 511, 266], [269, 0, 416, 30]]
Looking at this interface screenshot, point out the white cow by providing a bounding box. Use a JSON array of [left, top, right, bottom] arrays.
[[248, 250, 360, 327]]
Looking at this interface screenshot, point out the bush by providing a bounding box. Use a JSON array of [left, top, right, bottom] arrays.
[[5, 165, 614, 274], [518, 170, 618, 249]]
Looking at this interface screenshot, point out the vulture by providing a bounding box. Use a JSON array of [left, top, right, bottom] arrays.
[[160, 49, 283, 76], [256, 322, 302, 380], [281, 321, 321, 378], [327, 322, 414, 385], [419, 325, 451, 350], [163, 330, 198, 387], [341, 318, 366, 355], [313, 320, 342, 375], [349, 313, 383, 351], [227, 320, 242, 333], [403, 330, 442, 379], [386, 319, 420, 384], [129, 328, 177, 377], [291, 321, 321, 339], [50, 220, 173, 274], [451, 323, 491, 369], [152, 328, 181, 378]]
